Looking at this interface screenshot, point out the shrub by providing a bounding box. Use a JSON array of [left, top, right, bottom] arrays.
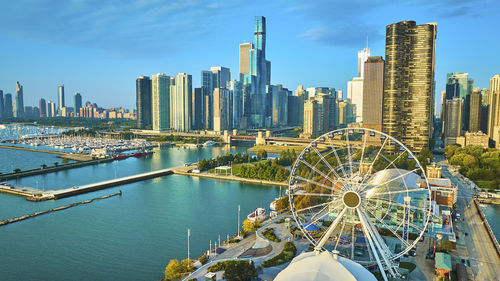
[[262, 242, 297, 267], [262, 228, 281, 242]]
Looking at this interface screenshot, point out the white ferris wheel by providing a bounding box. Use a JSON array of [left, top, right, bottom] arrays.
[[288, 128, 432, 280]]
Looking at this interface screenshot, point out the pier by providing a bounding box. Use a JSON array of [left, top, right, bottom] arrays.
[[474, 198, 500, 257], [173, 170, 288, 187], [0, 144, 64, 155], [0, 191, 122, 227]]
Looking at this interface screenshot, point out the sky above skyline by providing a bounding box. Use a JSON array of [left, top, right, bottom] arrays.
[[0, 0, 499, 114]]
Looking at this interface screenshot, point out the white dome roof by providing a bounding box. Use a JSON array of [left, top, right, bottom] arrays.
[[366, 168, 421, 188], [274, 251, 377, 281]]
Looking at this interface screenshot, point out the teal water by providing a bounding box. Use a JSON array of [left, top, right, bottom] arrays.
[[0, 147, 69, 174], [482, 204, 500, 242], [0, 146, 280, 281]]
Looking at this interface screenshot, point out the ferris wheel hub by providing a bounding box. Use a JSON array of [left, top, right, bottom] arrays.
[[342, 191, 361, 208]]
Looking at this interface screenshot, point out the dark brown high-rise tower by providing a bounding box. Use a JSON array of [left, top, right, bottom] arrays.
[[382, 21, 437, 152]]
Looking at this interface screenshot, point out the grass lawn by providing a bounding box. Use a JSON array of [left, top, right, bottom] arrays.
[[399, 261, 416, 273]]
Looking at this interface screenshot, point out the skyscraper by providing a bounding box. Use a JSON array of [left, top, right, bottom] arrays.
[[362, 56, 385, 131], [382, 20, 437, 152], [39, 98, 47, 117], [13, 81, 24, 118], [446, 73, 473, 100], [347, 77, 363, 122], [4, 93, 13, 118], [136, 76, 152, 129], [488, 74, 500, 147], [192, 88, 203, 130], [466, 90, 482, 133], [229, 80, 242, 129], [444, 98, 463, 146], [0, 90, 4, 118], [74, 93, 82, 116], [213, 88, 232, 132], [171, 73, 192, 132], [357, 47, 370, 78], [58, 85, 65, 111], [152, 73, 171, 132], [269, 85, 289, 127], [240, 16, 270, 128], [210, 67, 231, 89], [239, 43, 253, 79]]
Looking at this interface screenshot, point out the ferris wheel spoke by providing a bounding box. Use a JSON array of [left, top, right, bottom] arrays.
[[311, 146, 344, 184], [308, 201, 340, 224], [316, 207, 347, 249], [350, 219, 356, 259], [293, 175, 339, 192], [362, 168, 421, 194], [298, 159, 338, 186], [360, 136, 389, 184], [357, 133, 368, 177], [367, 187, 429, 198], [366, 197, 429, 213], [379, 150, 406, 174], [294, 200, 336, 214], [345, 130, 354, 178], [363, 206, 411, 248], [327, 137, 348, 177]]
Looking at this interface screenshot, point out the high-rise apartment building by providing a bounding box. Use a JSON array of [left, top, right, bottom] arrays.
[[239, 43, 253, 78], [488, 74, 500, 147], [302, 94, 335, 137], [136, 76, 152, 129], [382, 20, 437, 152], [46, 101, 56, 117], [444, 98, 463, 146], [303, 99, 318, 137], [171, 73, 192, 132], [446, 73, 473, 100], [13, 81, 24, 118], [74, 93, 82, 116], [210, 67, 230, 89], [213, 88, 232, 132], [0, 90, 4, 118], [362, 56, 384, 131], [58, 85, 65, 112], [151, 73, 171, 132], [466, 90, 482, 133], [39, 98, 47, 117], [4, 93, 13, 118], [269, 84, 289, 127]]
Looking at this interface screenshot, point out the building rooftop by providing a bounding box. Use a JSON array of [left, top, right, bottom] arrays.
[[435, 252, 452, 271]]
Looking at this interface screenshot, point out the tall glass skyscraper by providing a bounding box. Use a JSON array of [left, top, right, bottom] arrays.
[[382, 21, 437, 152], [58, 85, 65, 111], [171, 73, 192, 132], [39, 98, 47, 117], [136, 76, 152, 129], [4, 93, 13, 118], [240, 16, 271, 128], [0, 90, 4, 118], [151, 73, 171, 132], [74, 93, 82, 116], [13, 81, 24, 118]]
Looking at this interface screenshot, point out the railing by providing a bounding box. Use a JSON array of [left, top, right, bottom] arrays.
[[473, 198, 500, 257]]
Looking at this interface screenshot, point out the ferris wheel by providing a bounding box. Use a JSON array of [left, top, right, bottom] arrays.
[[288, 128, 431, 280]]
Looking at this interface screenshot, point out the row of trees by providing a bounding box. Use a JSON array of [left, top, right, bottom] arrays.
[[445, 145, 499, 190], [198, 152, 256, 171], [233, 160, 290, 182]]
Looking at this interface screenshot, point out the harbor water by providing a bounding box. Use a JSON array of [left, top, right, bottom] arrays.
[[0, 144, 280, 281]]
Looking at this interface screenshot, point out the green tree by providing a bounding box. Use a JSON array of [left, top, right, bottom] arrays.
[[223, 260, 257, 281], [181, 258, 195, 273], [164, 259, 182, 280], [463, 155, 477, 167], [242, 218, 261, 232]]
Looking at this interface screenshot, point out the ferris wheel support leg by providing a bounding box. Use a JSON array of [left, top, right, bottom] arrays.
[[357, 208, 389, 281], [362, 209, 400, 278], [315, 207, 347, 250]]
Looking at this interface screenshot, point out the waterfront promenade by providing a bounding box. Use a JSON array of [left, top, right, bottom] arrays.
[[438, 157, 500, 280]]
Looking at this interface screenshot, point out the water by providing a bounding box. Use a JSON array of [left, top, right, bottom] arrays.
[[482, 204, 500, 241], [0, 148, 70, 174], [0, 145, 280, 281]]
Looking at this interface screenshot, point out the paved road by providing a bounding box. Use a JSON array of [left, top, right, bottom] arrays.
[[437, 155, 500, 281]]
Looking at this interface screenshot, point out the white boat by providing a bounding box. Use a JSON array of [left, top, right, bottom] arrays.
[[247, 207, 266, 222], [203, 141, 216, 147]]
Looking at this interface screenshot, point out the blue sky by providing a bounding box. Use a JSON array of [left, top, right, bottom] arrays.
[[0, 0, 499, 114]]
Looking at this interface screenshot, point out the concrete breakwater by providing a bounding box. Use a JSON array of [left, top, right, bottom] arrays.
[[173, 170, 288, 187], [0, 144, 64, 155], [0, 157, 114, 181], [0, 191, 122, 227]]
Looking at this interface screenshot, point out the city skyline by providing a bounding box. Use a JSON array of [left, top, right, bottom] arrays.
[[0, 1, 499, 111]]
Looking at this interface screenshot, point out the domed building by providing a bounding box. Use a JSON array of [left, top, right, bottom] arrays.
[[274, 250, 377, 281]]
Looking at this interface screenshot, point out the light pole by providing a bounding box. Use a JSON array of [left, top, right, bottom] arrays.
[[237, 204, 241, 239]]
